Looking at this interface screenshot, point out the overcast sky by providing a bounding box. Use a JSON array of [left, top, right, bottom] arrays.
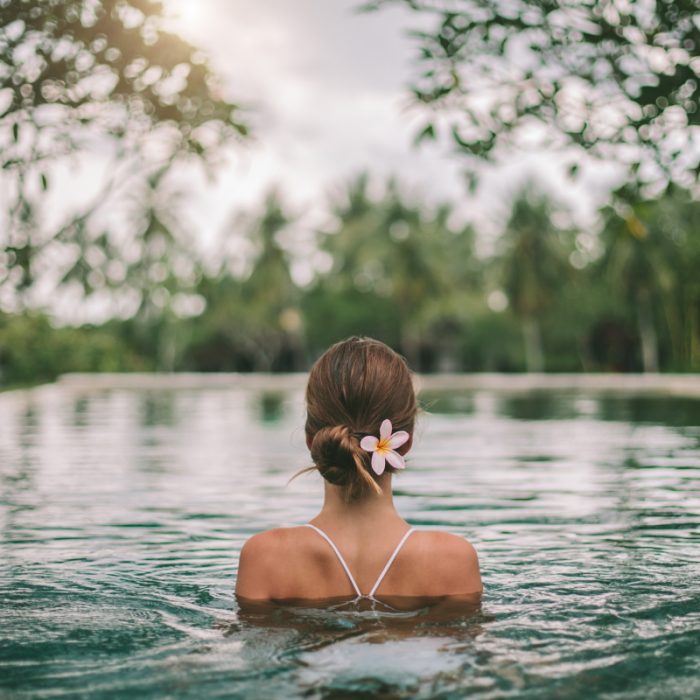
[[163, 0, 623, 245], [4, 0, 627, 319]]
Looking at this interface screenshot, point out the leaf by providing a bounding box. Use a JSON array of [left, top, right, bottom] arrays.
[[12, 122, 19, 143], [414, 123, 436, 144], [40, 172, 49, 190], [452, 126, 478, 151]]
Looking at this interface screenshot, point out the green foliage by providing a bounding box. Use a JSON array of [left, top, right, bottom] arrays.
[[498, 188, 574, 370], [500, 190, 573, 318], [543, 272, 632, 372], [1, 0, 247, 310], [1, 1, 698, 386], [308, 175, 483, 368], [598, 185, 700, 371], [183, 192, 304, 372], [364, 0, 700, 189], [0, 311, 147, 386], [0, 1, 246, 144], [302, 285, 402, 356], [458, 309, 523, 373], [1, 178, 699, 387]]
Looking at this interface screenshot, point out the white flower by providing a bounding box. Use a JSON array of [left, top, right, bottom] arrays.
[[360, 419, 410, 475]]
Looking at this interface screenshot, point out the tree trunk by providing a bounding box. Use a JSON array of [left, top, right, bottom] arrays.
[[692, 302, 700, 371], [522, 316, 544, 372], [637, 292, 659, 373], [158, 318, 177, 372], [400, 325, 420, 372]]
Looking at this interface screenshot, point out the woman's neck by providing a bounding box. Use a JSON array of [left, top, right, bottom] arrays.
[[315, 475, 405, 532]]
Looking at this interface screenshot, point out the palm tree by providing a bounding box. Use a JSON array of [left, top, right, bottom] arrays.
[[498, 188, 573, 372], [191, 191, 301, 372], [599, 185, 699, 372], [311, 175, 481, 370], [598, 186, 682, 373]]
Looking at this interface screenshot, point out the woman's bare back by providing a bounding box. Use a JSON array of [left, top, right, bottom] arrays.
[[235, 524, 482, 602]]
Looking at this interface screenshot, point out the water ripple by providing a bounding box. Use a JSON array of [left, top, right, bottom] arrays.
[[1, 386, 699, 698]]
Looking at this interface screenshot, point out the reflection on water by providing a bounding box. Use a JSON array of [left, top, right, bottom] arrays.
[[258, 392, 286, 424], [1, 384, 699, 699]]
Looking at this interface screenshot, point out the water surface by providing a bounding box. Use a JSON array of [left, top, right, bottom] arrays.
[[1, 383, 699, 698]]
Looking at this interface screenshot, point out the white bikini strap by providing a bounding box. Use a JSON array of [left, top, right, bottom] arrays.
[[368, 528, 415, 598], [303, 524, 362, 598]]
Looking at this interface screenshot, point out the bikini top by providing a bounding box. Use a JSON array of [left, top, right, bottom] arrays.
[[303, 523, 416, 601]]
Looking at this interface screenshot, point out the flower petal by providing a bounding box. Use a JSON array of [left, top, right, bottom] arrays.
[[385, 450, 406, 470], [388, 431, 410, 449], [360, 435, 378, 451], [371, 451, 386, 475], [380, 419, 392, 440]]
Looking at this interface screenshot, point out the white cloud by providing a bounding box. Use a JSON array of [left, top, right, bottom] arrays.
[[162, 0, 621, 239], [6, 0, 626, 321]]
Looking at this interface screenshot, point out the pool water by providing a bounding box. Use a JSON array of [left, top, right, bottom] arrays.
[[1, 383, 699, 699]]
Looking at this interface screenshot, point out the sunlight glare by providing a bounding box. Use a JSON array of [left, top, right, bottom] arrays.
[[165, 0, 211, 35]]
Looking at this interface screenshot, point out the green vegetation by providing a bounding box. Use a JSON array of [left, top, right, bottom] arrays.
[[364, 0, 699, 191], [0, 312, 148, 386], [1, 180, 698, 386], [1, 0, 247, 311], [1, 1, 698, 387]]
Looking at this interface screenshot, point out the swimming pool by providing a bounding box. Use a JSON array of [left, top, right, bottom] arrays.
[[1, 380, 699, 698]]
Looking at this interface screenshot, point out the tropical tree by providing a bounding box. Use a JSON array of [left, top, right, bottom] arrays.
[[497, 188, 574, 371], [302, 175, 404, 354], [1, 0, 247, 313], [306, 175, 482, 369], [598, 185, 698, 372], [237, 192, 303, 370], [671, 192, 700, 370], [185, 192, 302, 372], [364, 0, 699, 191], [643, 187, 700, 372]]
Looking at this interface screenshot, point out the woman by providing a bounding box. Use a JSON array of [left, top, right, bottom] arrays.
[[235, 337, 482, 605]]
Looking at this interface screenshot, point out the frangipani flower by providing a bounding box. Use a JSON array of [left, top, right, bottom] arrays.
[[360, 419, 410, 475]]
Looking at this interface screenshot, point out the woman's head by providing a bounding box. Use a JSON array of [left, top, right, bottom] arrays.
[[305, 337, 417, 500]]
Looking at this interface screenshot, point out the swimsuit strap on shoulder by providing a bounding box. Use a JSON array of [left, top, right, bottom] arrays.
[[303, 524, 416, 600], [368, 527, 415, 598], [303, 523, 362, 597]]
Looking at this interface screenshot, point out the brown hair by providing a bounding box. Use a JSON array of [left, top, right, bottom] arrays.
[[302, 336, 417, 500]]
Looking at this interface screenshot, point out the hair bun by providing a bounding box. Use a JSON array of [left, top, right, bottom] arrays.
[[304, 337, 416, 501], [310, 425, 361, 487]]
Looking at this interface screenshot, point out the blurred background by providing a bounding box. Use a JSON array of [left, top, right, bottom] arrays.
[[1, 0, 698, 387]]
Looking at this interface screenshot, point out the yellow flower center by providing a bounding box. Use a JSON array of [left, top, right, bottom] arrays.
[[376, 438, 391, 453]]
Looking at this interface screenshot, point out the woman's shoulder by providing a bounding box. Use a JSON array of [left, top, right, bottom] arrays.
[[236, 526, 482, 599], [239, 526, 314, 560], [404, 530, 482, 595], [240, 526, 476, 556], [236, 527, 318, 599], [413, 529, 479, 557]]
